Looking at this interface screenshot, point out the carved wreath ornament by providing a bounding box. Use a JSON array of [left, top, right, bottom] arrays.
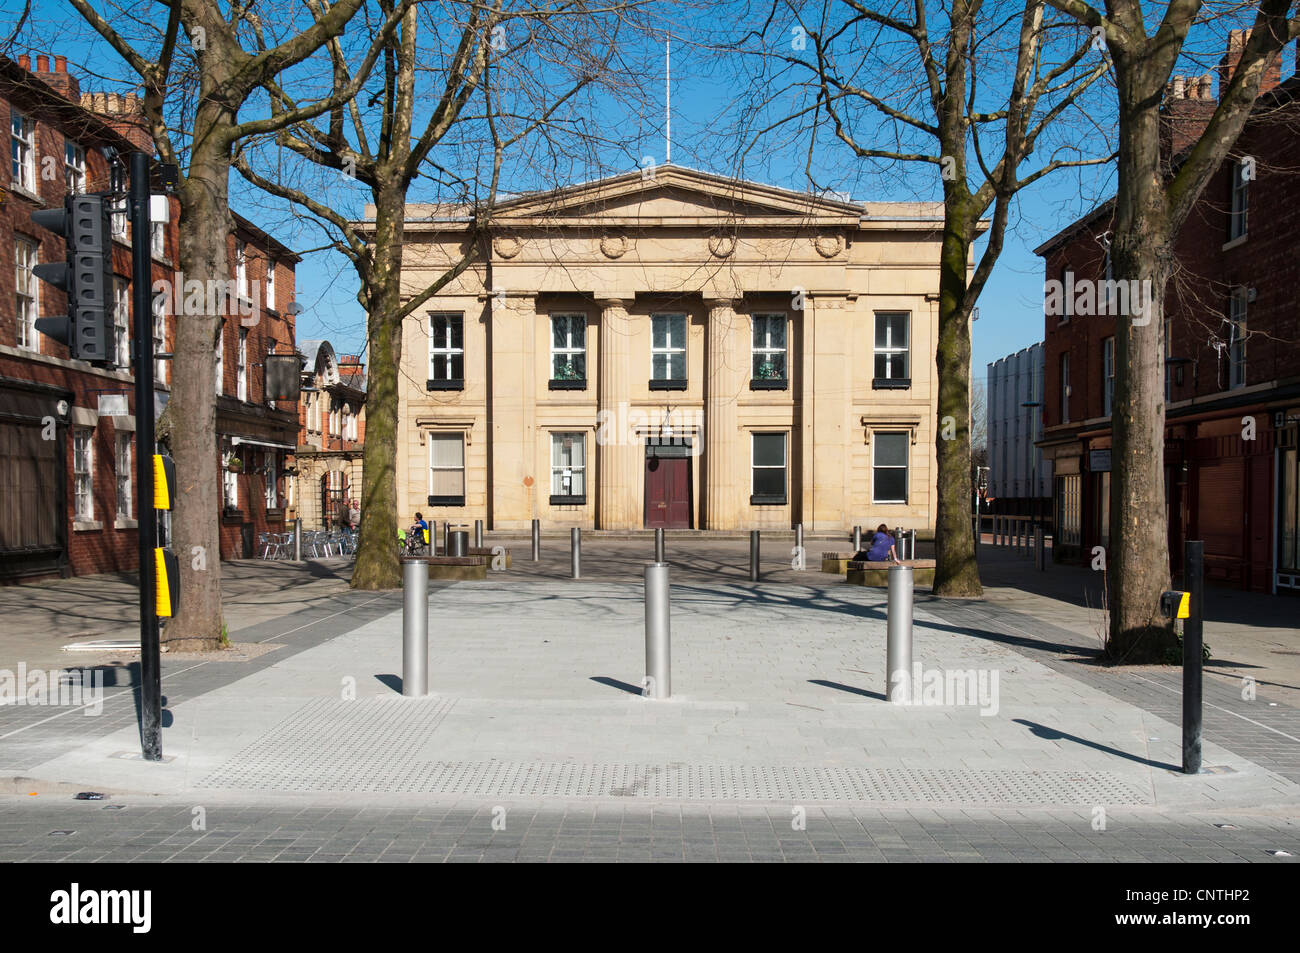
[[493, 235, 522, 259], [814, 233, 846, 258], [708, 233, 737, 258], [600, 234, 629, 259]]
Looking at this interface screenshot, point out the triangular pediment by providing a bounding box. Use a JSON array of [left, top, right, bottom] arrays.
[[490, 165, 862, 228]]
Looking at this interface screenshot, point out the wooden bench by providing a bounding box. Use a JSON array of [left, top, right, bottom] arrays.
[[845, 558, 936, 588], [820, 551, 854, 573]]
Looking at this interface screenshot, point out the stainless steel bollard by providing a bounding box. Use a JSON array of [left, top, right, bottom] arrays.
[[893, 526, 905, 560], [644, 561, 671, 699], [749, 530, 760, 582], [853, 525, 862, 551], [886, 564, 914, 703], [443, 520, 451, 556], [531, 519, 540, 561], [293, 518, 302, 561], [909, 529, 917, 560], [402, 558, 429, 697], [571, 527, 581, 579], [655, 527, 665, 563], [449, 531, 468, 558], [795, 523, 804, 567], [474, 519, 483, 548]]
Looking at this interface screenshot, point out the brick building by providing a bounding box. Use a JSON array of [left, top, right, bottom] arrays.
[[1035, 38, 1300, 594], [1, 52, 299, 578], [288, 340, 365, 530]]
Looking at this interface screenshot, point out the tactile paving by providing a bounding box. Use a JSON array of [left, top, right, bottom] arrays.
[[196, 698, 1151, 804]]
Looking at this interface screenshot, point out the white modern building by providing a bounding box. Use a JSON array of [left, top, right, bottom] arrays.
[[987, 343, 1052, 518]]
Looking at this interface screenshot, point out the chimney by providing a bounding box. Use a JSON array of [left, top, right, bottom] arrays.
[[31, 51, 80, 100], [18, 54, 29, 70], [1161, 73, 1217, 159], [1219, 28, 1282, 101], [80, 89, 152, 152]]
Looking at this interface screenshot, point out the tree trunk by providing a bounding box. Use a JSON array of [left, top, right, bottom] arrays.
[[1106, 61, 1176, 662], [351, 184, 406, 590], [164, 103, 232, 651], [932, 197, 982, 597]]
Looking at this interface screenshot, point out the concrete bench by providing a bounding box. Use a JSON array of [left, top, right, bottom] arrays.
[[468, 546, 511, 569], [820, 551, 854, 573], [846, 558, 936, 589], [426, 555, 489, 580]]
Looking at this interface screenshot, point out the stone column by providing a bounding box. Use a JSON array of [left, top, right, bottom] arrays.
[[598, 298, 639, 528], [489, 293, 537, 528], [705, 298, 743, 529]]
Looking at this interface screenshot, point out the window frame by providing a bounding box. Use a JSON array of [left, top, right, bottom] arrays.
[[1102, 336, 1115, 417], [264, 451, 278, 510], [265, 258, 276, 311], [427, 432, 467, 506], [113, 278, 130, 367], [65, 142, 86, 195], [215, 328, 224, 396], [549, 313, 587, 389], [427, 313, 465, 390], [872, 311, 911, 389], [1229, 159, 1249, 241], [237, 327, 248, 401], [549, 431, 587, 504], [152, 291, 168, 384], [1228, 288, 1247, 390], [750, 431, 788, 505], [236, 241, 249, 300], [649, 312, 688, 389], [73, 428, 94, 521], [115, 432, 133, 520], [15, 236, 39, 352], [10, 109, 35, 192], [1060, 352, 1071, 424], [871, 431, 909, 505], [750, 313, 788, 389]]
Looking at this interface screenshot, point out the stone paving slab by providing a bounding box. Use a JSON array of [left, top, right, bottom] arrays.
[[1, 795, 1296, 863], [14, 579, 1299, 813]]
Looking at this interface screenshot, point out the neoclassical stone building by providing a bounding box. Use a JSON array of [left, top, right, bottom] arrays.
[[373, 166, 947, 532]]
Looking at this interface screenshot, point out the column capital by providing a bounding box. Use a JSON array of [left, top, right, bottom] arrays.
[[703, 296, 742, 310], [596, 297, 628, 310]]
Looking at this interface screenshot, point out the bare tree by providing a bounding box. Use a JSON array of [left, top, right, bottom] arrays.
[[1045, 0, 1300, 660], [66, 0, 410, 648], [727, 0, 1111, 595], [233, 0, 654, 589]]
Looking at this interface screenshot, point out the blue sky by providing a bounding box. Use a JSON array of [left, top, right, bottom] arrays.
[[28, 1, 1123, 381]]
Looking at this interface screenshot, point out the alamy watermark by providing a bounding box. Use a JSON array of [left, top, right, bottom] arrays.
[[0, 664, 104, 714], [888, 662, 1000, 716], [1044, 274, 1154, 325]]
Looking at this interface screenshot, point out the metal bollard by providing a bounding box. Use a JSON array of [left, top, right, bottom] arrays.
[[1035, 524, 1045, 571], [293, 518, 302, 561], [474, 519, 483, 548], [531, 518, 540, 561], [853, 525, 862, 551], [571, 527, 581, 579], [644, 562, 671, 699], [907, 529, 916, 560], [893, 526, 905, 560], [886, 564, 914, 703], [749, 530, 760, 582], [655, 527, 665, 563], [401, 558, 429, 697], [795, 523, 803, 567], [449, 531, 468, 558], [1183, 541, 1205, 774], [443, 520, 451, 556]]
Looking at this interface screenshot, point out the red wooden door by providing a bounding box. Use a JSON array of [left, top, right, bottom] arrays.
[[644, 456, 691, 528]]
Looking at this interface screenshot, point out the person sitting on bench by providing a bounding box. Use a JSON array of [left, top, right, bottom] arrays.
[[853, 523, 900, 563]]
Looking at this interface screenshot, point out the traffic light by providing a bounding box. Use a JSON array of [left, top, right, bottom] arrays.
[[152, 453, 180, 618], [30, 194, 116, 364]]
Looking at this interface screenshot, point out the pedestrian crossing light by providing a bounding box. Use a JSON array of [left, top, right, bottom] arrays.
[[154, 548, 180, 618], [153, 454, 176, 510], [1160, 589, 1190, 621]]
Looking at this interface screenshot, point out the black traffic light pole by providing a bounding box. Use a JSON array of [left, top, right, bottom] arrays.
[[1182, 540, 1204, 775], [130, 151, 162, 762]]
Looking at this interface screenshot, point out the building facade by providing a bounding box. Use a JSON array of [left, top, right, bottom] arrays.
[[289, 340, 365, 530], [2, 51, 300, 577], [986, 344, 1051, 520], [376, 167, 949, 533], [1036, 40, 1300, 593]]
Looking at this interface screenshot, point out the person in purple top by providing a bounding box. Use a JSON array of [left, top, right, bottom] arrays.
[[855, 523, 900, 563]]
